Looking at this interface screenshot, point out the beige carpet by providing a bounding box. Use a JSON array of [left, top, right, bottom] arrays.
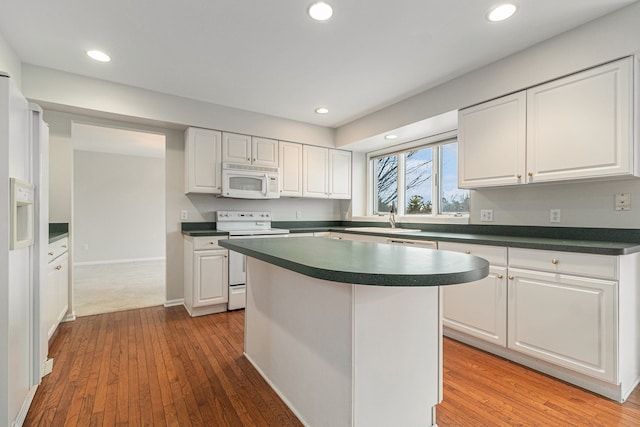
[[73, 260, 166, 317]]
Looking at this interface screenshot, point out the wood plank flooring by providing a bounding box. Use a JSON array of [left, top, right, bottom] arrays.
[[25, 306, 640, 426]]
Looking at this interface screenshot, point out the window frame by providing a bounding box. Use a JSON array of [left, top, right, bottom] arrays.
[[366, 131, 468, 219]]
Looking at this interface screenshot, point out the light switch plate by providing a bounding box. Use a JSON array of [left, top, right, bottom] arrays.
[[615, 193, 631, 211], [550, 209, 561, 223]]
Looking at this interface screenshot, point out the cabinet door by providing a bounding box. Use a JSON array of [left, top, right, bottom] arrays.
[[328, 149, 351, 199], [185, 127, 222, 194], [527, 57, 633, 182], [458, 91, 526, 188], [303, 145, 329, 198], [222, 132, 252, 164], [279, 141, 303, 197], [193, 250, 229, 307], [252, 137, 279, 167], [442, 266, 507, 347], [507, 268, 617, 383], [46, 261, 58, 340]]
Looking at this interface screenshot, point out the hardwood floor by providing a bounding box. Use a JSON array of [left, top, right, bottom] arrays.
[[26, 306, 640, 426]]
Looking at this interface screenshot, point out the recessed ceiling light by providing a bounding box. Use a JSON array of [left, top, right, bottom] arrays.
[[385, 134, 398, 140], [315, 107, 329, 114], [308, 2, 333, 21], [86, 50, 111, 62], [487, 3, 518, 22]]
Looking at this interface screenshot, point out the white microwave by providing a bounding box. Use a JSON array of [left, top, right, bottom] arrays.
[[222, 163, 280, 199]]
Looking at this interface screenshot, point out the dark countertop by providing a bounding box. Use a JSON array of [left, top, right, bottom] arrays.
[[182, 221, 640, 255], [49, 223, 69, 244], [219, 237, 489, 287]]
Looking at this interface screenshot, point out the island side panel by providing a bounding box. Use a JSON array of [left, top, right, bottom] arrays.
[[244, 258, 354, 427], [352, 284, 441, 427]]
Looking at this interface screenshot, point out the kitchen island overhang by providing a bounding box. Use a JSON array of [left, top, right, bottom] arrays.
[[219, 237, 489, 427]]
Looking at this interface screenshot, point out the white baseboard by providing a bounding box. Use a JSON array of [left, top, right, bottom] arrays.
[[74, 256, 165, 267], [12, 385, 38, 427], [164, 299, 184, 308]]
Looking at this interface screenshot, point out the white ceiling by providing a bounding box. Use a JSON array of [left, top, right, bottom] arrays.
[[0, 0, 637, 128]]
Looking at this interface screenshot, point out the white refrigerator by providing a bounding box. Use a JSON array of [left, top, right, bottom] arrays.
[[0, 72, 49, 426]]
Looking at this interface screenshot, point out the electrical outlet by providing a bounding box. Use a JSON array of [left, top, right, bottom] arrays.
[[296, 210, 302, 219], [550, 209, 561, 223], [615, 193, 631, 211], [82, 243, 89, 251], [181, 210, 188, 220], [480, 209, 494, 222]]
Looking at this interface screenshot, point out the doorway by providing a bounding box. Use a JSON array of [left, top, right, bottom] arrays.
[[71, 123, 166, 316]]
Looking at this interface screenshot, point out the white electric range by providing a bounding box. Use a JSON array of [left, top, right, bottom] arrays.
[[216, 210, 289, 310]]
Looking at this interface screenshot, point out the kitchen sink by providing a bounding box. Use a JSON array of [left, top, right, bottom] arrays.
[[344, 227, 421, 233]]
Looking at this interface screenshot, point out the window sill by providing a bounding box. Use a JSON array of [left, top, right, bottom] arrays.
[[351, 215, 470, 225]]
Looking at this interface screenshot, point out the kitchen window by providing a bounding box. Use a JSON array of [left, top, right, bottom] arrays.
[[370, 137, 469, 216]]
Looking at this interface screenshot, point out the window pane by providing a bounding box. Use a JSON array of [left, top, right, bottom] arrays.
[[441, 142, 470, 213], [374, 155, 397, 213], [405, 148, 433, 214]]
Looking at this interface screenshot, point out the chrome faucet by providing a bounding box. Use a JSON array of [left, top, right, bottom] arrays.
[[389, 202, 396, 228]]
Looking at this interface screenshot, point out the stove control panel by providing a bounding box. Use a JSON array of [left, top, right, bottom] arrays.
[[216, 210, 272, 221]]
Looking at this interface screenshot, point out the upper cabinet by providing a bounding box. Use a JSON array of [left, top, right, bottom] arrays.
[[279, 141, 303, 197], [459, 57, 637, 188], [185, 127, 222, 194], [222, 132, 279, 167], [303, 146, 351, 199]]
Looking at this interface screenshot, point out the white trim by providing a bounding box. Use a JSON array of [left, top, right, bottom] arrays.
[[164, 299, 184, 308], [73, 256, 165, 267]]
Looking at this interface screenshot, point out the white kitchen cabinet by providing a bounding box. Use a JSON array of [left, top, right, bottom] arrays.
[[222, 132, 279, 167], [507, 267, 617, 383], [527, 58, 634, 182], [184, 236, 229, 317], [303, 146, 351, 199], [279, 141, 303, 197], [458, 56, 637, 188], [440, 242, 508, 347], [46, 238, 69, 340], [185, 127, 222, 194], [458, 92, 526, 188]]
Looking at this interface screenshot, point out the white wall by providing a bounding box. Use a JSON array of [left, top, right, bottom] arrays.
[[22, 65, 335, 148], [73, 150, 165, 263]]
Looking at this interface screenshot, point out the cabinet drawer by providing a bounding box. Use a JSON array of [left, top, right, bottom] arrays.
[[193, 236, 226, 250], [438, 241, 507, 266], [508, 248, 617, 280], [48, 237, 69, 262]]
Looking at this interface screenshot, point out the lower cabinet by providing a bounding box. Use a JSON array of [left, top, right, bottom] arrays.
[[440, 242, 507, 347], [184, 236, 229, 317], [507, 268, 616, 383], [46, 238, 69, 340]]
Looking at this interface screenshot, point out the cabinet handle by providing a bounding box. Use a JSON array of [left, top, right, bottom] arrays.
[[516, 174, 522, 179], [56, 265, 62, 270], [247, 158, 251, 161], [528, 172, 533, 177], [508, 275, 514, 280], [464, 250, 471, 254], [209, 241, 216, 245], [551, 259, 559, 265], [62, 245, 67, 248], [497, 274, 504, 279], [48, 251, 54, 256], [224, 254, 228, 258], [252, 158, 256, 162]]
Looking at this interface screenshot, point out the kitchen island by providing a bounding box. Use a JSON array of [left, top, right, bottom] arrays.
[[219, 237, 489, 427]]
